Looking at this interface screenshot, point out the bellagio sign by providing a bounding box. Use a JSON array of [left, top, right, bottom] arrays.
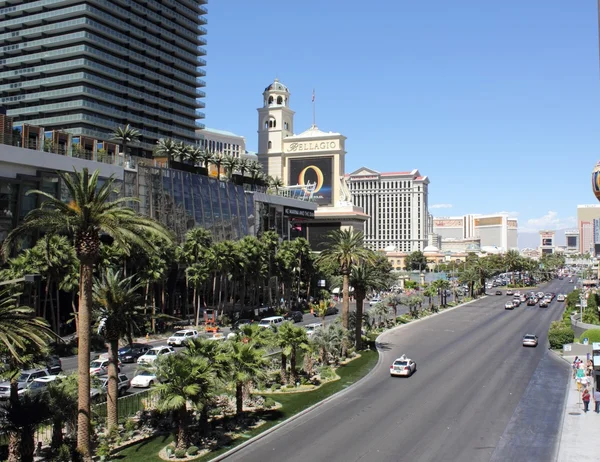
[[285, 140, 338, 153]]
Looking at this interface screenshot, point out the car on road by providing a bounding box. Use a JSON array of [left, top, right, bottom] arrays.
[[369, 296, 382, 306], [137, 346, 175, 365], [284, 311, 304, 323], [506, 290, 514, 296], [390, 355, 417, 377], [557, 294, 566, 302], [505, 302, 515, 310], [167, 329, 199, 347], [512, 299, 521, 307], [304, 322, 323, 338], [536, 292, 545, 299], [539, 299, 549, 308], [95, 373, 131, 396], [206, 332, 227, 341], [258, 316, 285, 329], [90, 358, 122, 376], [569, 279, 573, 283], [312, 306, 339, 317], [495, 290, 502, 295], [526, 298, 537, 306], [522, 334, 538, 347], [519, 295, 527, 303], [131, 370, 158, 388], [20, 375, 61, 397], [118, 344, 151, 363], [45, 356, 62, 375]]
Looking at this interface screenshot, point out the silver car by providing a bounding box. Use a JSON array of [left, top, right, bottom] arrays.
[[522, 334, 538, 347]]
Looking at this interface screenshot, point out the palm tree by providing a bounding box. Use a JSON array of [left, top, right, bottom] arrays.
[[0, 393, 51, 462], [235, 323, 274, 349], [221, 155, 240, 179], [199, 149, 214, 169], [247, 161, 263, 187], [187, 146, 204, 167], [317, 230, 374, 329], [423, 285, 437, 311], [2, 168, 172, 459], [268, 176, 284, 192], [504, 249, 522, 284], [210, 152, 226, 179], [312, 298, 333, 326], [151, 353, 216, 450], [277, 322, 309, 384], [154, 138, 179, 166], [93, 268, 144, 430], [350, 261, 386, 349], [237, 157, 251, 178], [221, 340, 268, 416], [370, 302, 391, 328], [111, 124, 140, 156], [186, 262, 210, 327], [176, 141, 193, 163], [385, 293, 403, 318]]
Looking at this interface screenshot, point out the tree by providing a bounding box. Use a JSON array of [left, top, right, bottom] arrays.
[[154, 138, 179, 166], [268, 176, 284, 192], [385, 293, 403, 318], [221, 340, 268, 416], [237, 157, 251, 178], [210, 153, 225, 179], [45, 375, 78, 450], [317, 229, 374, 329], [423, 285, 437, 311], [199, 150, 214, 169], [370, 302, 391, 328], [93, 269, 144, 430], [404, 251, 428, 272], [503, 249, 522, 283], [221, 155, 240, 179], [405, 294, 424, 318], [2, 168, 172, 459], [277, 321, 309, 384], [111, 124, 140, 156], [186, 146, 204, 167], [151, 353, 216, 450]]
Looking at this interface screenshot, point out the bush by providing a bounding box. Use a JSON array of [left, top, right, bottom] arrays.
[[548, 324, 575, 349], [124, 418, 137, 434], [580, 329, 600, 344], [263, 397, 276, 409], [187, 446, 199, 456], [175, 448, 186, 458], [270, 384, 281, 392], [318, 366, 335, 381]]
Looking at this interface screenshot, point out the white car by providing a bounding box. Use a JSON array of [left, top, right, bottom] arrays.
[[137, 346, 175, 365], [19, 375, 61, 396], [390, 355, 417, 377], [167, 329, 199, 347], [206, 333, 226, 341], [369, 297, 382, 306], [522, 334, 539, 347], [304, 322, 323, 338], [90, 359, 109, 376], [557, 294, 566, 302], [504, 302, 515, 310], [131, 370, 158, 388]]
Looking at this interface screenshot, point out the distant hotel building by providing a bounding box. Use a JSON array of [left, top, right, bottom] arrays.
[[345, 168, 430, 252], [432, 214, 518, 252], [577, 205, 600, 255], [197, 128, 247, 159], [0, 0, 207, 156], [565, 230, 579, 254]]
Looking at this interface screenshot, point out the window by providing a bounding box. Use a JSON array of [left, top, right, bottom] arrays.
[[284, 121, 289, 130], [277, 96, 283, 104], [268, 96, 273, 105], [268, 141, 272, 149]]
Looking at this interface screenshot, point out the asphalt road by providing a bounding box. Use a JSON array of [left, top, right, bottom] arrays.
[[222, 278, 572, 462]]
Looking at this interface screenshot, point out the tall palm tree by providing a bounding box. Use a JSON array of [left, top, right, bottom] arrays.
[[268, 176, 284, 192], [370, 302, 391, 328], [2, 168, 172, 459], [93, 268, 144, 430], [423, 285, 437, 310], [150, 353, 216, 450], [503, 249, 522, 284], [176, 141, 193, 164], [187, 146, 204, 167], [317, 230, 374, 329], [186, 262, 210, 327], [199, 149, 214, 169], [221, 155, 240, 179], [220, 340, 267, 416], [385, 293, 403, 318], [247, 161, 263, 187], [111, 124, 140, 156], [154, 138, 179, 166], [277, 322, 308, 384], [237, 157, 251, 178], [350, 261, 386, 349]]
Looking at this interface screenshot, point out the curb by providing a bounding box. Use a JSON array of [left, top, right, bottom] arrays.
[[548, 349, 573, 462], [209, 296, 482, 461]]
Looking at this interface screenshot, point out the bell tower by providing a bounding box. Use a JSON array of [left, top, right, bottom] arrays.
[[257, 78, 295, 179]]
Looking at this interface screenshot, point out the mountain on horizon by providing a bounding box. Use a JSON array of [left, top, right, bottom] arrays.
[[518, 229, 568, 249]]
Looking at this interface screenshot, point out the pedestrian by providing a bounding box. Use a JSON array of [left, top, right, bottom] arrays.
[[573, 357, 579, 379], [594, 389, 600, 413], [582, 388, 591, 413]]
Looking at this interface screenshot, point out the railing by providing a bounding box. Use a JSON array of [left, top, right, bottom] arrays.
[[93, 389, 159, 423]]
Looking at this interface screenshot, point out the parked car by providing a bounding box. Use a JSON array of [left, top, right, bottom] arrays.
[[16, 368, 50, 390], [284, 311, 304, 323], [90, 359, 117, 376], [505, 302, 515, 310], [20, 375, 61, 397], [45, 356, 62, 374], [95, 373, 131, 396], [118, 343, 150, 363], [167, 329, 199, 347], [369, 297, 382, 306], [389, 355, 417, 377], [206, 333, 227, 341], [495, 290, 502, 295], [258, 316, 285, 329], [304, 322, 323, 338], [137, 346, 175, 365], [312, 306, 339, 317], [131, 370, 158, 388], [522, 334, 538, 347]]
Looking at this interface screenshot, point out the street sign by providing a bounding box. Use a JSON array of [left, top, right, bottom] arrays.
[[564, 344, 572, 352]]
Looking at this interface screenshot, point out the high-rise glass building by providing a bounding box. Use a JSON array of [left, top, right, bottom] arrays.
[[0, 0, 207, 155]]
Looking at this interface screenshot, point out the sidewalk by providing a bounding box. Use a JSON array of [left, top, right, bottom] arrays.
[[557, 355, 600, 461]]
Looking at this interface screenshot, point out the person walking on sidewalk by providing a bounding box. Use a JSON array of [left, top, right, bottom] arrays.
[[582, 388, 591, 413], [594, 389, 600, 413]]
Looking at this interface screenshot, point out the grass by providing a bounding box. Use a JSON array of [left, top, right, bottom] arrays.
[[115, 349, 378, 462]]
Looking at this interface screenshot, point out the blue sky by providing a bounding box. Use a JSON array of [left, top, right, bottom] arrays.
[[203, 0, 600, 234]]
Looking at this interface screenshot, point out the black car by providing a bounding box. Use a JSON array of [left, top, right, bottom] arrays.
[[118, 343, 150, 363], [46, 355, 62, 374], [313, 306, 339, 317], [284, 311, 304, 323], [495, 290, 502, 295]]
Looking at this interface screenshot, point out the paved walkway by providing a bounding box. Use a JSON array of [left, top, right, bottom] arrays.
[[557, 355, 600, 461]]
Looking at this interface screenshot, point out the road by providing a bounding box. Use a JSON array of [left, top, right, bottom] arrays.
[[222, 278, 571, 462]]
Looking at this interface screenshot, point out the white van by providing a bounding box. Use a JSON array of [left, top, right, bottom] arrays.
[[258, 316, 284, 329]]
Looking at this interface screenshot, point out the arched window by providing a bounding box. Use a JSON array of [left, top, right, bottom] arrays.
[[268, 141, 272, 149], [268, 118, 276, 128], [273, 119, 276, 128], [268, 96, 274, 105], [284, 121, 289, 130], [277, 96, 283, 105], [265, 120, 269, 129]]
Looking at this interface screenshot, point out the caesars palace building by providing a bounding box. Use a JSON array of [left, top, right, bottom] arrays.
[[256, 79, 430, 253], [257, 79, 368, 250]]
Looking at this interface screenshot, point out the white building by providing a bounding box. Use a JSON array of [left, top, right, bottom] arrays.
[[346, 167, 429, 252], [196, 128, 246, 158], [432, 213, 518, 252]]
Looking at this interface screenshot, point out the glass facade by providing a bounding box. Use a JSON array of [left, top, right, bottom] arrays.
[[0, 0, 207, 155]]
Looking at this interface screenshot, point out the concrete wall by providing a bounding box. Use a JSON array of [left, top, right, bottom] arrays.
[[570, 313, 600, 339]]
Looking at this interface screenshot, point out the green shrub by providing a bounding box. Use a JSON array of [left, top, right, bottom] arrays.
[[175, 448, 186, 458], [270, 384, 281, 391], [52, 444, 72, 462], [548, 324, 575, 349], [124, 418, 136, 434], [318, 366, 335, 380], [263, 397, 276, 409], [579, 329, 600, 344], [187, 446, 199, 456]]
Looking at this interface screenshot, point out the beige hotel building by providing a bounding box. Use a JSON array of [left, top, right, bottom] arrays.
[[433, 214, 518, 252]]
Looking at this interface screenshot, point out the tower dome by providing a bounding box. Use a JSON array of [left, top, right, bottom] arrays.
[[263, 78, 290, 108]]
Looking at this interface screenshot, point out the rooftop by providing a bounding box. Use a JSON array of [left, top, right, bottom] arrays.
[[288, 124, 342, 139], [200, 128, 245, 138]]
